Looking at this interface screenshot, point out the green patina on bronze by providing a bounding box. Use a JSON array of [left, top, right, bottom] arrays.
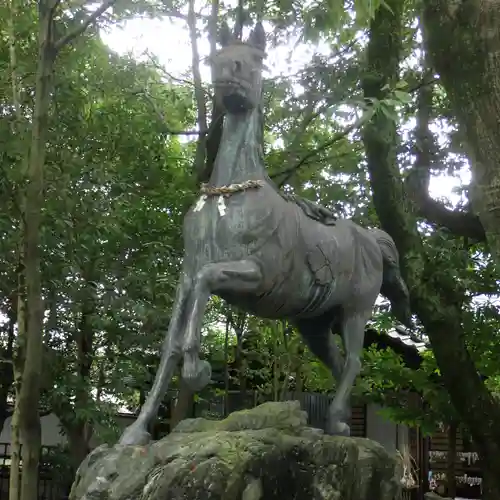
[[116, 21, 412, 449]]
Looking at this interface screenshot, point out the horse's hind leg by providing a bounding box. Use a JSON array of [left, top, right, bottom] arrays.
[[118, 273, 191, 446], [326, 308, 371, 436], [296, 314, 344, 388]]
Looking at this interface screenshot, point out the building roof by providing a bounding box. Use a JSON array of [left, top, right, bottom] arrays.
[[385, 324, 429, 353], [364, 323, 429, 369]]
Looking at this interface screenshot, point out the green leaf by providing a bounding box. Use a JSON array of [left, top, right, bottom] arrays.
[[379, 102, 398, 121], [393, 89, 412, 104]]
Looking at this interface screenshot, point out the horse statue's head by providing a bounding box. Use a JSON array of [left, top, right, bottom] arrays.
[[211, 22, 267, 114]]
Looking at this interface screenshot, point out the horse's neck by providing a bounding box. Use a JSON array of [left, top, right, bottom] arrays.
[[209, 108, 269, 186]]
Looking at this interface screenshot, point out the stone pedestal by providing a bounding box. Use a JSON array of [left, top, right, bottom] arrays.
[[424, 493, 452, 500], [70, 401, 403, 500]]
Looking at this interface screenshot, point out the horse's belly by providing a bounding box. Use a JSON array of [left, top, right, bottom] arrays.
[[219, 260, 331, 320], [219, 287, 314, 319]]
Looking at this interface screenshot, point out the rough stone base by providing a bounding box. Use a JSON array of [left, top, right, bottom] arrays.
[[70, 401, 403, 500], [424, 494, 452, 500]]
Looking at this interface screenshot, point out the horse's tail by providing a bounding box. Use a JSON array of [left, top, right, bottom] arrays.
[[371, 228, 413, 329]]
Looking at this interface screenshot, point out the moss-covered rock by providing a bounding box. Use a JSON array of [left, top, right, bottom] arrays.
[[70, 401, 402, 500], [424, 494, 451, 500]]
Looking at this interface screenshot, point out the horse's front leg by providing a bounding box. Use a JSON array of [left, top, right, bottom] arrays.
[[182, 259, 263, 388], [118, 273, 191, 446]]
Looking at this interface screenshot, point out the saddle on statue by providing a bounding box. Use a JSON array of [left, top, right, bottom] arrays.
[[282, 193, 338, 226]]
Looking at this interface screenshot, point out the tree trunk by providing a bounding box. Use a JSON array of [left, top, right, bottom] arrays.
[[170, 376, 194, 429], [9, 395, 21, 500], [15, 5, 55, 497], [9, 2, 118, 497], [223, 316, 230, 417], [5, 11, 21, 497], [0, 307, 15, 435], [293, 344, 305, 395], [272, 355, 279, 402], [66, 428, 92, 471], [10, 256, 26, 500], [238, 350, 248, 406], [64, 276, 96, 468], [422, 0, 500, 267], [9, 349, 22, 500], [278, 323, 291, 401], [423, 3, 500, 496], [446, 421, 457, 498], [362, 2, 500, 498], [232, 313, 247, 410]]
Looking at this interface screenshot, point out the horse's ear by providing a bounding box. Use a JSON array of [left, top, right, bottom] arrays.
[[219, 21, 233, 47], [248, 22, 266, 51]]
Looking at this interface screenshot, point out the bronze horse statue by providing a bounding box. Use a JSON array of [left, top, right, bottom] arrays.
[[119, 23, 411, 445]]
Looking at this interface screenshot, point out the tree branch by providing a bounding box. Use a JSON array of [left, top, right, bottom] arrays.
[[406, 68, 486, 241], [407, 76, 439, 95], [277, 110, 373, 187], [132, 90, 206, 136], [187, 0, 209, 177], [54, 0, 118, 52], [198, 0, 223, 183], [408, 181, 486, 241], [145, 53, 213, 98], [270, 148, 362, 181]]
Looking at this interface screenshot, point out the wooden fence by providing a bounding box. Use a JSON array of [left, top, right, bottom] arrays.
[[193, 390, 367, 437], [428, 426, 482, 499]]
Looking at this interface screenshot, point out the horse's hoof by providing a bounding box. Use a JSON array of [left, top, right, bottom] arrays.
[[325, 419, 351, 437], [182, 359, 212, 392], [118, 425, 151, 446]]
